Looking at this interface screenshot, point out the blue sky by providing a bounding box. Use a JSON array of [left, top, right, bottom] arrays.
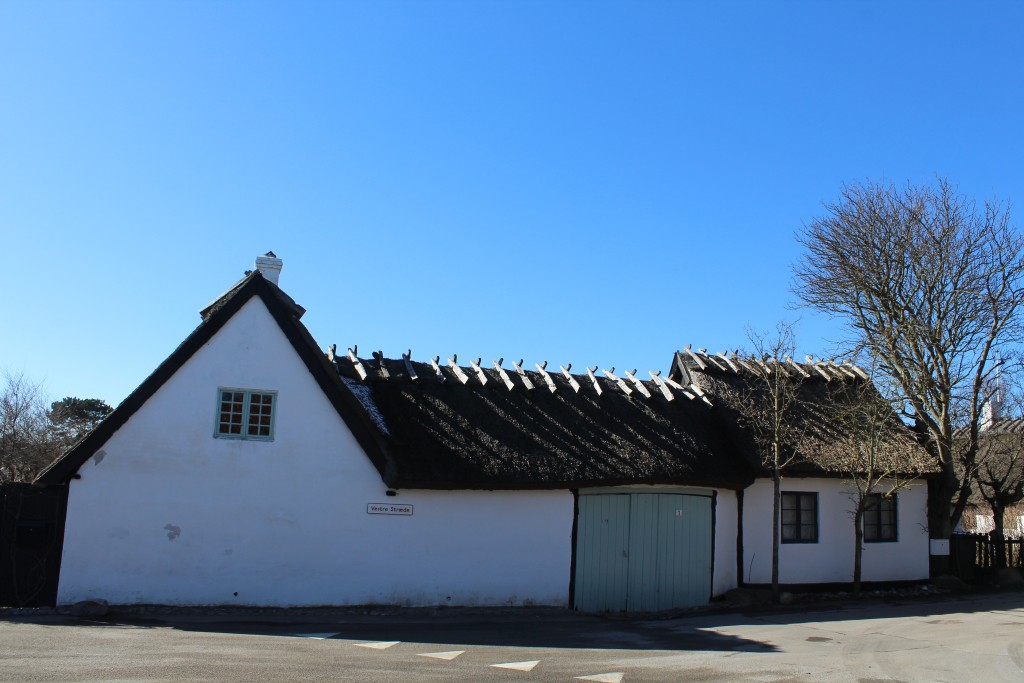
[[2, 1, 1023, 406]]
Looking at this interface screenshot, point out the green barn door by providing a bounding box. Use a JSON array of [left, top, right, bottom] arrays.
[[575, 493, 713, 612], [574, 494, 630, 612]]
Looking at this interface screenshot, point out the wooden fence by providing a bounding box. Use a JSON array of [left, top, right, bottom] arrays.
[[0, 483, 68, 607], [951, 533, 1024, 580]]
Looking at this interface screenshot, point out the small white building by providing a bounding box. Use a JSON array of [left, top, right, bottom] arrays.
[[35, 257, 936, 609]]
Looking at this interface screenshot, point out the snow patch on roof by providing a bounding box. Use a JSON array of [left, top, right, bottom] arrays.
[[341, 376, 390, 435]]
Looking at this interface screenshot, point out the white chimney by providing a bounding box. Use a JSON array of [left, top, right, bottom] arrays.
[[255, 251, 282, 285]]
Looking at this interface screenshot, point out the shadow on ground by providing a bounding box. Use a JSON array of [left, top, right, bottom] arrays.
[[4, 589, 1023, 654]]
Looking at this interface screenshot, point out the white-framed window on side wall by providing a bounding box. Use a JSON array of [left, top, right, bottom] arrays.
[[215, 388, 277, 440]]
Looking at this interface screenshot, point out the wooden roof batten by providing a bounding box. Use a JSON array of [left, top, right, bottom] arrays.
[[604, 367, 633, 396], [493, 358, 515, 391], [648, 370, 675, 401], [333, 347, 719, 405], [430, 356, 447, 383], [468, 358, 488, 386], [560, 363, 582, 393], [402, 350, 418, 381], [372, 351, 390, 380], [512, 359, 536, 391], [624, 369, 652, 399], [347, 345, 368, 381], [536, 361, 557, 393], [448, 354, 471, 384], [677, 345, 870, 386]]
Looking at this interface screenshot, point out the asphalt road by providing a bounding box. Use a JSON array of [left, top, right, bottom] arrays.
[[2, 592, 1023, 682]]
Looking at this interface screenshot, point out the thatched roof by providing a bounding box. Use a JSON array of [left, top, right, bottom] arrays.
[[332, 353, 755, 490], [36, 273, 756, 490], [670, 349, 937, 478]]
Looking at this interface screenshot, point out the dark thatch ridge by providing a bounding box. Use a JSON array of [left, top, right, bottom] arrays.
[[669, 349, 938, 478], [34, 273, 755, 491], [333, 356, 756, 490]]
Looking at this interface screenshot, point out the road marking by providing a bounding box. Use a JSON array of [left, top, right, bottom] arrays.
[[417, 650, 465, 660], [577, 674, 625, 683], [490, 660, 540, 672], [354, 641, 400, 650], [289, 633, 341, 639]]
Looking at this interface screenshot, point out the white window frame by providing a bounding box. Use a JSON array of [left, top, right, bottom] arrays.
[[214, 388, 277, 441]]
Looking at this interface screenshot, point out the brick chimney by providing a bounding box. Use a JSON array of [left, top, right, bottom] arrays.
[[255, 251, 282, 285]]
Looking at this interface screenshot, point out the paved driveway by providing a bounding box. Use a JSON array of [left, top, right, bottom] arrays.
[[2, 591, 1023, 682]]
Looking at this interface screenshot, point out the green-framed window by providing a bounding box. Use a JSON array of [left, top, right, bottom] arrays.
[[215, 388, 276, 440]]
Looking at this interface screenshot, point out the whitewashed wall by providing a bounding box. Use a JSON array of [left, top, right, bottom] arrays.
[[712, 489, 738, 596], [741, 478, 930, 585], [59, 298, 574, 607]]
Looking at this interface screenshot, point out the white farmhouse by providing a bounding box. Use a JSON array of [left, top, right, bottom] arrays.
[[34, 255, 936, 609]]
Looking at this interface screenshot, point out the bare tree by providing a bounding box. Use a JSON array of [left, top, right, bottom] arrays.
[[970, 385, 1024, 566], [0, 371, 59, 483], [793, 178, 1024, 566], [816, 364, 926, 594], [695, 323, 807, 602]]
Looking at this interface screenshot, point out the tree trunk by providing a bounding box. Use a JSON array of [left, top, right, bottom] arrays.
[[772, 467, 781, 603], [993, 503, 1007, 569], [853, 502, 864, 596], [928, 477, 954, 576]]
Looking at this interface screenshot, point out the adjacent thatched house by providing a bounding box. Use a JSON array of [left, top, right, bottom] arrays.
[[32, 256, 937, 610], [671, 349, 937, 586], [957, 411, 1024, 540]]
